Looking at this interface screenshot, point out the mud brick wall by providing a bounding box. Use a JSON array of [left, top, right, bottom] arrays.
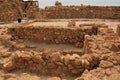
[[8, 26, 98, 48], [45, 6, 120, 19]]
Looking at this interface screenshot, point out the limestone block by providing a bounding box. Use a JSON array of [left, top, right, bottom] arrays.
[[3, 61, 15, 71], [99, 60, 113, 68]]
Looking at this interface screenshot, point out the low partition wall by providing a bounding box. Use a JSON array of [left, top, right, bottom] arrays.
[[8, 50, 99, 76], [8, 25, 98, 48]]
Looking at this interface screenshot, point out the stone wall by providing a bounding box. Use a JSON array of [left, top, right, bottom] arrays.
[[0, 0, 23, 22], [2, 24, 120, 78], [84, 26, 120, 54], [76, 24, 120, 80], [8, 25, 98, 48], [7, 50, 99, 76], [0, 0, 42, 22], [45, 6, 120, 19]]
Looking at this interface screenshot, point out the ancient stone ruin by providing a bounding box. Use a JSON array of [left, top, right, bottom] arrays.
[[0, 20, 119, 80], [0, 0, 120, 80], [0, 0, 42, 22], [44, 5, 120, 19], [0, 1, 120, 22]]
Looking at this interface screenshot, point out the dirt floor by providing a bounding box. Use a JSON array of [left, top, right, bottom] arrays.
[[23, 19, 119, 34], [0, 19, 120, 80]]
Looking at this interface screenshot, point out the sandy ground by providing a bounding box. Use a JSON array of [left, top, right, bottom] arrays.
[[28, 19, 120, 32], [24, 40, 82, 52], [0, 19, 119, 30]]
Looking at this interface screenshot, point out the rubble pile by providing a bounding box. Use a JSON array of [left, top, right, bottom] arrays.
[[8, 25, 98, 48], [45, 5, 120, 19]]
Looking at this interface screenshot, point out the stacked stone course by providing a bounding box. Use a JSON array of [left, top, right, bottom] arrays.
[[76, 25, 120, 80], [2, 23, 120, 79], [84, 26, 120, 55], [45, 6, 120, 19], [8, 25, 98, 48], [6, 50, 99, 76]]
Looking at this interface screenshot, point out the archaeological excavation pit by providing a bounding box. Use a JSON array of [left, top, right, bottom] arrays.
[[5, 22, 101, 77], [0, 0, 120, 79], [8, 22, 99, 48], [0, 20, 119, 80]]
